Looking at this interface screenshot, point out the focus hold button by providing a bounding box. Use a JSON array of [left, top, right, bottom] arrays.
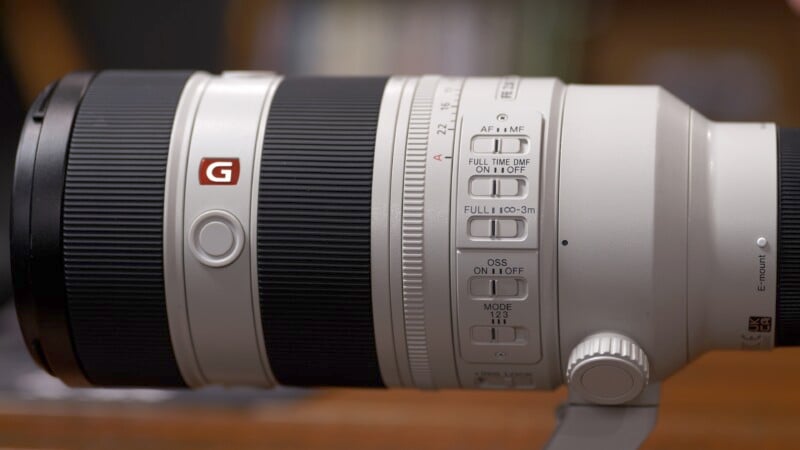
[[199, 221, 234, 257], [189, 210, 245, 268]]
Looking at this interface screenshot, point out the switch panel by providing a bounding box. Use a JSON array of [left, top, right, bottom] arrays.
[[457, 130, 539, 250], [452, 78, 545, 386], [455, 251, 540, 364]]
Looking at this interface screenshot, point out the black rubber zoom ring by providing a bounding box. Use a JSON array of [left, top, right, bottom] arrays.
[[63, 71, 190, 385], [258, 77, 387, 387], [778, 128, 800, 346]]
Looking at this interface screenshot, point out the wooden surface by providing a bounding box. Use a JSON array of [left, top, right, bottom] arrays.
[[1, 349, 799, 449]]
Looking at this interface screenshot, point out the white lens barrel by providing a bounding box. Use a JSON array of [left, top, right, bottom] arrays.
[[371, 76, 567, 390], [558, 86, 777, 384], [18, 71, 780, 392], [450, 77, 565, 390], [688, 115, 777, 357], [558, 86, 692, 381], [165, 72, 282, 387], [166, 74, 779, 391], [164, 71, 212, 387]]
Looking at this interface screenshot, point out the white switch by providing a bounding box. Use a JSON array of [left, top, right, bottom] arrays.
[[495, 278, 520, 296], [469, 218, 494, 238], [469, 218, 523, 239], [497, 178, 522, 197], [470, 277, 523, 297], [471, 326, 494, 342], [496, 327, 516, 343], [470, 177, 524, 198], [500, 138, 523, 153], [469, 177, 496, 197], [470, 278, 494, 297], [495, 219, 521, 238], [472, 137, 499, 154], [471, 326, 516, 343]]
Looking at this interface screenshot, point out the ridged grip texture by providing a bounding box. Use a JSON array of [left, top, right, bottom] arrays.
[[401, 78, 436, 388], [777, 128, 800, 346], [258, 77, 387, 387], [565, 333, 649, 405], [566, 333, 649, 383], [63, 71, 190, 386]]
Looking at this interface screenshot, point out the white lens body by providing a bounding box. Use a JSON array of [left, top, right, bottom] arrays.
[[687, 116, 777, 358], [162, 73, 777, 397], [559, 87, 776, 385], [166, 72, 282, 387]]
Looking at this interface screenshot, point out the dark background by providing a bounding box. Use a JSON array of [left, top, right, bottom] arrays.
[[3, 0, 800, 305]]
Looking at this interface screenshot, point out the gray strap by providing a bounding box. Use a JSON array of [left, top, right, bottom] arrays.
[[546, 405, 658, 450], [545, 384, 661, 450]]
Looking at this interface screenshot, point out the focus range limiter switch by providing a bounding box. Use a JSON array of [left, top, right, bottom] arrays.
[[469, 217, 523, 239]]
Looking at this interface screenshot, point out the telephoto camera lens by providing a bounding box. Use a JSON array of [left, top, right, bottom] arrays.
[[10, 71, 800, 407]]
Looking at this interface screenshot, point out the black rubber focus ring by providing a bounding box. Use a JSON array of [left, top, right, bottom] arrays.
[[777, 127, 800, 346], [62, 71, 191, 386], [258, 77, 388, 387]]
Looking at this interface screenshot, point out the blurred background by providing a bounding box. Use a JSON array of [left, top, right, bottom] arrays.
[[1, 0, 800, 448]]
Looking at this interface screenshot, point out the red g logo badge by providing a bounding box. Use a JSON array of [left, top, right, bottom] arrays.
[[199, 158, 240, 185]]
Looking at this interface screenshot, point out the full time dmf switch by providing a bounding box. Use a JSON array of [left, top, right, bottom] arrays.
[[469, 177, 525, 198]]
